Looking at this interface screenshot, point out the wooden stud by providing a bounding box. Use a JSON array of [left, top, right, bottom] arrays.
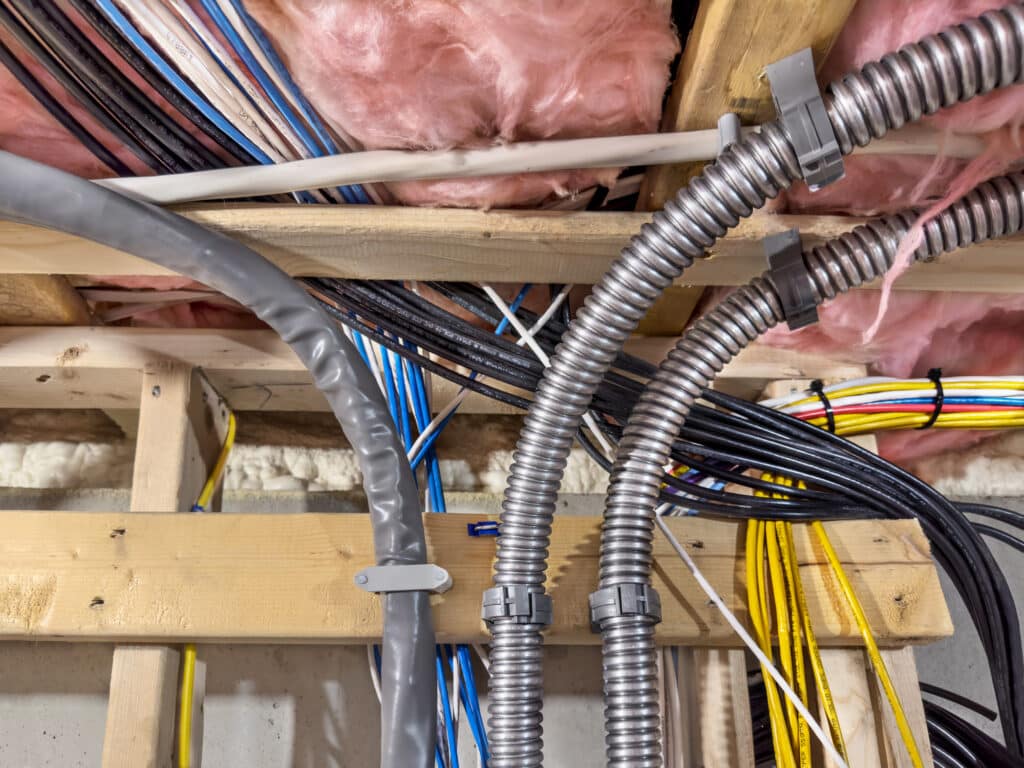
[[638, 0, 857, 210], [102, 644, 180, 768], [875, 647, 934, 768], [102, 367, 226, 768], [695, 648, 756, 768], [2, 207, 1022, 292], [0, 275, 91, 325], [818, 649, 885, 768], [0, 513, 950, 646]]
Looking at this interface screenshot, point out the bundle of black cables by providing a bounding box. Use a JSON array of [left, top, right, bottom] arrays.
[[751, 676, 1022, 768], [307, 277, 1024, 756]]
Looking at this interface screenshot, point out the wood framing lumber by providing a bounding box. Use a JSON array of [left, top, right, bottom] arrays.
[[0, 513, 951, 646], [0, 275, 91, 325], [0, 327, 868, 413], [0, 206, 1021, 291]]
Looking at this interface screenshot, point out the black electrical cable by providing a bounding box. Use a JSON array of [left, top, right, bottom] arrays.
[[0, 37, 132, 176], [305, 277, 1024, 752], [12, 0, 220, 171], [921, 683, 999, 722], [0, 4, 167, 174], [65, 0, 255, 166], [6, 0, 198, 173]]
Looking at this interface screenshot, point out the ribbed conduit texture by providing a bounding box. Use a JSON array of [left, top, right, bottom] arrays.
[[487, 5, 1024, 767], [598, 173, 1024, 766]]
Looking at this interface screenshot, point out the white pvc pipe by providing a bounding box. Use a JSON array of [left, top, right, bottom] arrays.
[[96, 126, 984, 205]]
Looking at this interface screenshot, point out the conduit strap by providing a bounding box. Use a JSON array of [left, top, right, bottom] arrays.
[[589, 584, 663, 632], [766, 48, 844, 191], [764, 227, 819, 330], [482, 585, 553, 626]]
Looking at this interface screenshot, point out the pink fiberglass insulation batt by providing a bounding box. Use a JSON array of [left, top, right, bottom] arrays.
[[746, 0, 1024, 464], [244, 0, 679, 208]]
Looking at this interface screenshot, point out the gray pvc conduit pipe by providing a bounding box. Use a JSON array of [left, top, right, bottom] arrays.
[[597, 172, 1024, 766], [0, 151, 435, 768], [485, 5, 1024, 766]]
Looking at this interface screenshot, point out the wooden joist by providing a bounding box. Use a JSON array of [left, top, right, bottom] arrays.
[[0, 326, 870, 413], [0, 275, 91, 325], [639, 0, 857, 209], [3, 206, 1024, 291], [0, 512, 951, 646]]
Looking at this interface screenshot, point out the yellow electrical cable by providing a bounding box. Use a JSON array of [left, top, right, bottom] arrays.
[[179, 409, 235, 767], [783, 522, 848, 764], [782, 379, 1024, 410], [812, 521, 925, 768], [194, 410, 237, 512], [776, 522, 812, 768], [178, 642, 196, 768], [767, 522, 800, 750], [746, 521, 796, 768]]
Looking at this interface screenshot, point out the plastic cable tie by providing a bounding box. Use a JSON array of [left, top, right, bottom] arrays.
[[588, 584, 663, 632], [765, 48, 844, 191], [481, 585, 553, 627], [354, 563, 453, 594], [764, 227, 819, 330], [917, 368, 945, 430]]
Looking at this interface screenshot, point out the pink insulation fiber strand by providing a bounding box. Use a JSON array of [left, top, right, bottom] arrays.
[[243, 0, 679, 208]]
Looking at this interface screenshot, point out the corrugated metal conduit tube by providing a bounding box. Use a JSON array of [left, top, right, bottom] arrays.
[[598, 172, 1024, 767], [484, 5, 1024, 767]]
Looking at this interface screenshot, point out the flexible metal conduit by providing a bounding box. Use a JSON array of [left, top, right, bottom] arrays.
[[486, 6, 1024, 767], [0, 151, 435, 768], [599, 173, 1024, 766]]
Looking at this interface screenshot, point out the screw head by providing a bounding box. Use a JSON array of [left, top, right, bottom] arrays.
[[151, 385, 161, 397], [355, 573, 369, 585]]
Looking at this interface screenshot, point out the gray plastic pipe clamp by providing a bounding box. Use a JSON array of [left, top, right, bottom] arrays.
[[765, 48, 844, 191]]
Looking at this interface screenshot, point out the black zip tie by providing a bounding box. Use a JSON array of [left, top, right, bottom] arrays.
[[918, 368, 945, 430], [809, 379, 835, 433]]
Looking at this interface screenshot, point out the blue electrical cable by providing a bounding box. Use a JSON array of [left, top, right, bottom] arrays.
[[455, 645, 490, 763], [403, 352, 446, 512], [409, 284, 534, 471], [92, 0, 270, 165], [858, 396, 1024, 408], [223, 0, 372, 204], [196, 0, 364, 204]]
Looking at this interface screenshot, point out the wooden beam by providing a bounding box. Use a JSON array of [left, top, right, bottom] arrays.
[[102, 367, 225, 768], [639, 0, 856, 210], [1, 206, 1021, 291], [0, 327, 867, 412], [0, 513, 950, 646], [0, 275, 91, 325]]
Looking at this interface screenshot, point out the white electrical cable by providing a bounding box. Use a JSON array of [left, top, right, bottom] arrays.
[[404, 285, 573, 462], [114, 0, 285, 162], [95, 125, 985, 205], [367, 645, 382, 703], [654, 515, 850, 768], [759, 374, 1024, 409], [481, 284, 616, 459], [471, 644, 491, 675]]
